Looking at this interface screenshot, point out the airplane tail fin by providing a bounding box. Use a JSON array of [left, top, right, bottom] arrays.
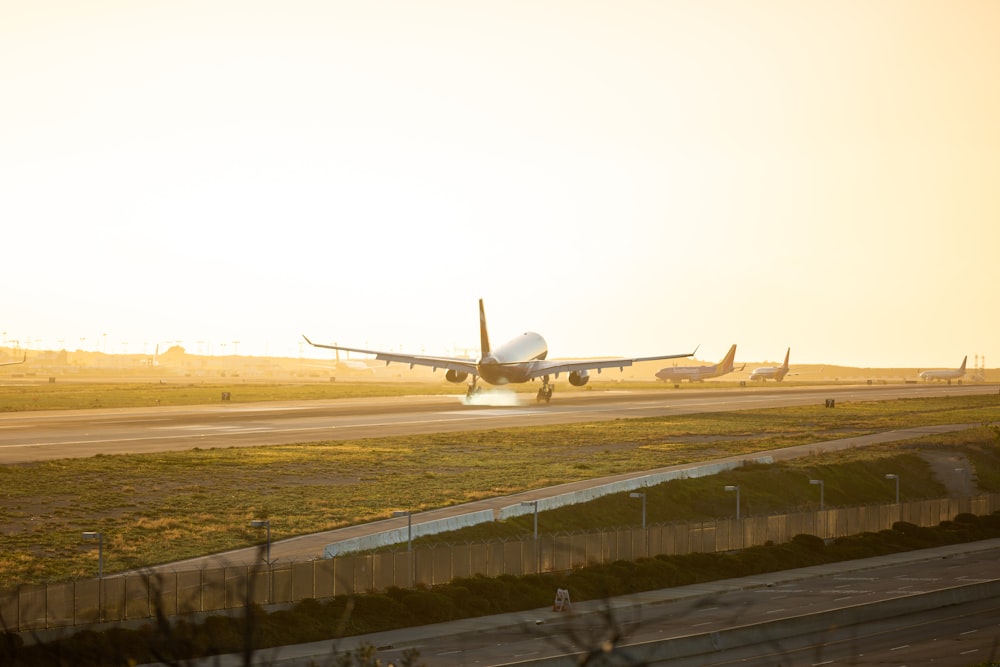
[[478, 299, 491, 357], [781, 347, 790, 369], [959, 355, 967, 371], [720, 344, 737, 372]]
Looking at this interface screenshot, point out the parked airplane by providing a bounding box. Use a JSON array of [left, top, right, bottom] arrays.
[[918, 356, 967, 383], [655, 344, 741, 385], [749, 348, 791, 382], [304, 299, 696, 403]]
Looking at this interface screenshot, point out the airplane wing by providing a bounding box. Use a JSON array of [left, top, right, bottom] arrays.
[[522, 348, 698, 381], [0, 353, 26, 367], [302, 336, 479, 376]]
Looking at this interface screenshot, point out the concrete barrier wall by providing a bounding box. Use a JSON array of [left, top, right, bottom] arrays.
[[324, 509, 495, 557], [496, 457, 773, 521]]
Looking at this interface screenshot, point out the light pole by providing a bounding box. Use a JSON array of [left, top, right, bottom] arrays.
[[82, 531, 103, 622], [885, 474, 899, 504], [629, 492, 647, 530], [521, 501, 540, 572], [250, 520, 271, 564], [392, 510, 414, 583], [520, 501, 539, 540], [392, 510, 413, 553], [82, 531, 103, 579], [724, 485, 740, 520], [809, 479, 825, 510]]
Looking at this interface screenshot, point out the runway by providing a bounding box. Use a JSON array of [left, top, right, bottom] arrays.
[[0, 383, 995, 464]]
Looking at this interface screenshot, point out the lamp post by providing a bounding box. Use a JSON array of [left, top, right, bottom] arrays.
[[250, 520, 271, 564], [629, 492, 647, 530], [392, 510, 413, 553], [724, 485, 740, 520], [520, 501, 539, 540], [82, 531, 103, 579], [82, 531, 103, 622], [885, 474, 899, 504], [809, 479, 825, 510], [392, 510, 414, 584], [521, 501, 540, 572]]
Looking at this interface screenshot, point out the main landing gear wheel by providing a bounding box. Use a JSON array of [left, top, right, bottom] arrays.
[[466, 383, 482, 398], [536, 385, 553, 403]]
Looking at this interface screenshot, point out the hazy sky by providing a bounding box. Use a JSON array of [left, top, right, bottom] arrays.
[[3, 1, 997, 369]]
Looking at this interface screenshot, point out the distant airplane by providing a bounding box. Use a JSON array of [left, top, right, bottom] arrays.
[[304, 299, 696, 403], [0, 352, 26, 367], [749, 348, 791, 382], [655, 344, 741, 385], [918, 356, 967, 384]]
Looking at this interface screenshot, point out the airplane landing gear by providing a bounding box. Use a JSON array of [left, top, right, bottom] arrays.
[[466, 381, 482, 398], [536, 381, 554, 404]]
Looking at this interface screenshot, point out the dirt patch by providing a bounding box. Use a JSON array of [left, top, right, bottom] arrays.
[[918, 449, 977, 496]]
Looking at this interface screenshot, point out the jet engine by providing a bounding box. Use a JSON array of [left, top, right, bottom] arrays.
[[568, 370, 590, 387], [445, 369, 469, 383]]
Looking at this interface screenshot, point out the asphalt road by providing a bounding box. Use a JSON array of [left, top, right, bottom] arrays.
[[197, 540, 1000, 667], [0, 383, 995, 464]]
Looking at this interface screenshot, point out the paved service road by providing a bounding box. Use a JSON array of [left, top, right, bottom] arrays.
[[192, 540, 1000, 667], [0, 383, 995, 464]]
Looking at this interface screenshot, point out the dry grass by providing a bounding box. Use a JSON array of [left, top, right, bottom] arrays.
[[0, 394, 997, 587]]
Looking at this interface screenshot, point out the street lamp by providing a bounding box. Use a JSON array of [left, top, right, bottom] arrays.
[[82, 531, 103, 579], [392, 510, 413, 553], [724, 485, 741, 520], [885, 474, 899, 504], [82, 531, 103, 623], [629, 492, 647, 530], [809, 479, 825, 510], [520, 501, 539, 540], [392, 510, 415, 583], [250, 520, 271, 564]]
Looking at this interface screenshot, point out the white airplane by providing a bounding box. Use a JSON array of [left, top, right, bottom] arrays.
[[655, 344, 741, 385], [749, 348, 791, 382], [918, 356, 967, 383], [303, 299, 696, 403]]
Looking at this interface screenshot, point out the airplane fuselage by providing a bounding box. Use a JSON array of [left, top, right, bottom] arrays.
[[655, 366, 718, 382], [477, 332, 548, 385], [749, 367, 789, 382], [917, 356, 967, 382]]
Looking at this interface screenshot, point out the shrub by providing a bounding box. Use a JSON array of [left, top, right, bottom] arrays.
[[791, 533, 825, 552]]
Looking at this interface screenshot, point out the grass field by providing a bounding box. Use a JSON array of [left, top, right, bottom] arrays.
[[0, 392, 998, 588]]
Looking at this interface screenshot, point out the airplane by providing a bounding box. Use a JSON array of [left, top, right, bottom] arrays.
[[749, 348, 791, 382], [918, 356, 967, 384], [654, 344, 742, 386], [0, 352, 26, 367], [303, 299, 696, 403]]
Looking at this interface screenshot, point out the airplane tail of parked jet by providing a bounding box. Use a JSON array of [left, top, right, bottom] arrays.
[[719, 344, 738, 373]]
